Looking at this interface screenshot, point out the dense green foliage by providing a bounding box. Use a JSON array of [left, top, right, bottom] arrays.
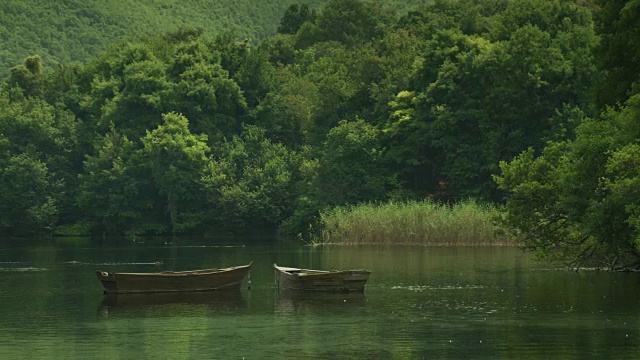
[[496, 95, 640, 269], [0, 0, 427, 80], [0, 0, 326, 79], [595, 0, 640, 106], [494, 0, 640, 269], [1, 0, 639, 266]]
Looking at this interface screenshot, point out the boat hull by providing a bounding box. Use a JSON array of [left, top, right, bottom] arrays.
[[274, 264, 370, 293], [96, 263, 252, 294]]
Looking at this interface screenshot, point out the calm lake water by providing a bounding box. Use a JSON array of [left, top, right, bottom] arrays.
[[0, 236, 639, 359]]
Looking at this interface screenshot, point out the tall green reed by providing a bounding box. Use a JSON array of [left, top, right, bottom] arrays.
[[313, 199, 514, 246]]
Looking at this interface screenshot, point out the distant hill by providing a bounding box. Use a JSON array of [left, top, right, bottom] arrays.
[[0, 0, 330, 77], [0, 0, 428, 79]]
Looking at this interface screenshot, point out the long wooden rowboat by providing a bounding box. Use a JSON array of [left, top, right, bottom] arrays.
[[273, 263, 370, 292], [96, 262, 252, 294]]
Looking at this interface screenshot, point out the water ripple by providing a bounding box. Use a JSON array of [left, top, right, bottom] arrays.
[[179, 245, 245, 248], [0, 267, 49, 272], [62, 261, 163, 266], [391, 285, 487, 292]]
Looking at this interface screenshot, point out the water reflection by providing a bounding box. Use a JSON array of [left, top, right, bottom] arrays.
[[98, 290, 248, 318], [274, 290, 366, 316]]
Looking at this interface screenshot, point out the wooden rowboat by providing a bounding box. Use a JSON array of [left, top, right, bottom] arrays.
[[273, 263, 370, 293], [96, 262, 252, 294]]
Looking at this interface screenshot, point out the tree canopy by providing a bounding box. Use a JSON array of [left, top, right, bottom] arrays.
[[1, 0, 639, 266], [495, 0, 640, 270]]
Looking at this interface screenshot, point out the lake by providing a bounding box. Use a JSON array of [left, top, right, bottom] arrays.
[[0, 236, 638, 359]]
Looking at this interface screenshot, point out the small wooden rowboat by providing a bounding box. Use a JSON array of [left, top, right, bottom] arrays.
[[96, 262, 252, 294], [273, 263, 370, 292]]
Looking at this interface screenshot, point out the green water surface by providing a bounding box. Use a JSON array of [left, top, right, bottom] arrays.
[[0, 237, 638, 359]]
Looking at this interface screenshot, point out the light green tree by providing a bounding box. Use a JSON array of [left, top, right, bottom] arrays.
[[203, 125, 299, 231], [140, 112, 211, 233], [0, 94, 79, 234], [314, 118, 393, 206], [0, 152, 60, 235]]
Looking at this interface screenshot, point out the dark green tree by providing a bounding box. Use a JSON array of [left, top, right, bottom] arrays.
[[316, 0, 384, 47], [76, 126, 141, 236], [496, 94, 640, 269], [313, 118, 393, 206], [385, 0, 598, 199], [595, 0, 640, 106], [4, 55, 45, 99], [277, 4, 317, 35], [282, 118, 395, 236]]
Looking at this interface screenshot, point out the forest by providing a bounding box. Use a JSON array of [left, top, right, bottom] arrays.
[[0, 0, 426, 79], [1, 0, 640, 269], [0, 0, 325, 79]]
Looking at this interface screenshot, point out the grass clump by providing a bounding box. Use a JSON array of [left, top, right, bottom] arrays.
[[314, 199, 514, 246]]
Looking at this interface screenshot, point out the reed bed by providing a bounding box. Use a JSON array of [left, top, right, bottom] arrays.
[[314, 199, 514, 246]]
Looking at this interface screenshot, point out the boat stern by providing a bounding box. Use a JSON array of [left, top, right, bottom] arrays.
[[96, 271, 117, 293]]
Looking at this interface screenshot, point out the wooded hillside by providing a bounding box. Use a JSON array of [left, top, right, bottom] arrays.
[[0, 0, 331, 78], [0, 0, 427, 78]]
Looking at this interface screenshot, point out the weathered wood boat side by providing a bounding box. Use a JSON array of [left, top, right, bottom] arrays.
[[96, 262, 252, 294], [273, 263, 370, 293]]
